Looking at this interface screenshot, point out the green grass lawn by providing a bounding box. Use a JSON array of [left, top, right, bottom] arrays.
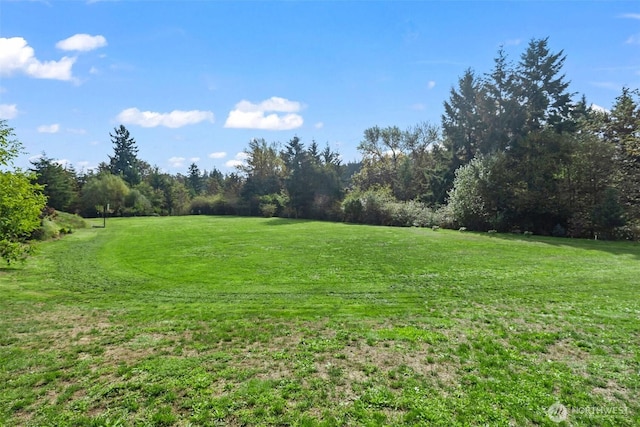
[[0, 216, 638, 426]]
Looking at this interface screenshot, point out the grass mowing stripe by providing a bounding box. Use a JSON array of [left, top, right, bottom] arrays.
[[0, 216, 638, 426]]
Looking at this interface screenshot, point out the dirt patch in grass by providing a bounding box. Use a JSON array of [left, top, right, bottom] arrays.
[[543, 339, 591, 366]]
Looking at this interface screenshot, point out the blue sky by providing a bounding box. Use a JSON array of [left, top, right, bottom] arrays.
[[1, 1, 640, 174]]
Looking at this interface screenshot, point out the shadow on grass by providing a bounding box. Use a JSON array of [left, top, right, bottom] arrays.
[[263, 217, 314, 226], [488, 232, 640, 260]]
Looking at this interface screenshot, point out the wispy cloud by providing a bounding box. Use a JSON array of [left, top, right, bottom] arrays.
[[427, 81, 436, 90], [225, 152, 248, 168], [503, 38, 522, 47], [0, 37, 76, 81], [314, 122, 324, 129], [626, 34, 640, 44], [56, 34, 107, 52], [208, 151, 227, 159], [0, 104, 18, 119], [224, 96, 304, 130], [620, 13, 640, 20], [117, 108, 214, 128], [590, 81, 622, 91], [168, 156, 186, 168], [37, 123, 60, 133], [67, 128, 87, 135]]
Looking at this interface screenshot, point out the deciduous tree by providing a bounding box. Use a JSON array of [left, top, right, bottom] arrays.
[[0, 121, 47, 264]]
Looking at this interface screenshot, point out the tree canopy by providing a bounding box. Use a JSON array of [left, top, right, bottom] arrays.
[[0, 121, 47, 264]]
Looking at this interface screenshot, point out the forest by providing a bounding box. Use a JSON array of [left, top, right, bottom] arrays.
[[4, 37, 640, 261]]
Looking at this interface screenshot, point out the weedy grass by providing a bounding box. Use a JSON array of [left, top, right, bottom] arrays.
[[0, 216, 638, 426]]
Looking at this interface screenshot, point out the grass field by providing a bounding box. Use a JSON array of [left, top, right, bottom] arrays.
[[0, 216, 638, 426]]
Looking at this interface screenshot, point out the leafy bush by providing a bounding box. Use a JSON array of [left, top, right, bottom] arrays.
[[258, 192, 289, 218], [33, 218, 60, 241], [123, 189, 154, 216], [260, 203, 277, 218], [342, 187, 444, 228], [189, 195, 232, 215]]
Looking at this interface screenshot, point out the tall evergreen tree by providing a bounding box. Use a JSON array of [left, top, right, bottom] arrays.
[[186, 162, 203, 196], [606, 88, 640, 220], [516, 38, 574, 134], [483, 47, 522, 151], [30, 153, 78, 212], [442, 69, 486, 164], [109, 125, 141, 186]]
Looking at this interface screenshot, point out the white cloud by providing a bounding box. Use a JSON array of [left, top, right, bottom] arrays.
[[0, 37, 76, 81], [168, 156, 186, 167], [225, 152, 249, 168], [190, 157, 200, 162], [56, 34, 107, 52], [314, 122, 324, 129], [589, 103, 610, 114], [621, 13, 640, 20], [225, 159, 244, 168], [427, 81, 436, 90], [75, 161, 97, 172], [37, 123, 60, 133], [209, 151, 227, 159], [54, 159, 71, 168], [0, 104, 19, 119], [89, 66, 99, 75], [626, 34, 640, 44], [224, 96, 304, 130], [117, 108, 215, 128]]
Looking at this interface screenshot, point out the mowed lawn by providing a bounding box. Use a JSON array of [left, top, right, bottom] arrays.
[[0, 217, 638, 426]]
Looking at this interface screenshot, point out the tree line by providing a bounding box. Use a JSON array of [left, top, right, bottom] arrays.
[[4, 37, 640, 261]]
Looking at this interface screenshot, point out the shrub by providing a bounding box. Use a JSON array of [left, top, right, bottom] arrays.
[[260, 203, 277, 218], [189, 195, 230, 215], [123, 189, 153, 216], [33, 218, 60, 241], [341, 194, 364, 223]]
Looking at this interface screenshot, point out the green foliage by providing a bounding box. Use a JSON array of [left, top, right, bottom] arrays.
[[342, 187, 444, 227], [447, 156, 497, 230], [592, 188, 626, 238], [186, 162, 203, 196], [123, 189, 153, 216], [29, 153, 78, 212], [258, 192, 288, 218], [189, 194, 232, 215], [80, 173, 130, 224], [109, 125, 141, 186], [0, 121, 48, 264], [354, 123, 442, 203]]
